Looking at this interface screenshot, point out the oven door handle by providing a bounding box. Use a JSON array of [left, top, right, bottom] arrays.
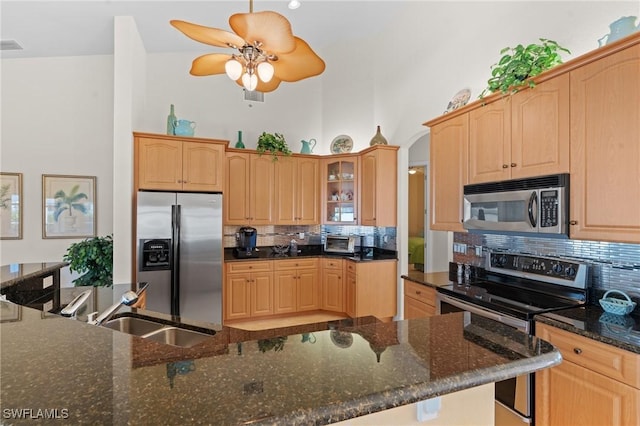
[[438, 294, 529, 332]]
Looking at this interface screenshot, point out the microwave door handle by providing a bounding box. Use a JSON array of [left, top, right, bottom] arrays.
[[528, 191, 538, 228]]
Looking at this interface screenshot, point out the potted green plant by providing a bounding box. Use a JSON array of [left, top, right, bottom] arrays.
[[256, 132, 292, 161], [480, 38, 570, 98], [63, 235, 113, 287]]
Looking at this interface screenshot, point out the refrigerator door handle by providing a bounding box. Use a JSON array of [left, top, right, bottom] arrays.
[[171, 204, 181, 317]]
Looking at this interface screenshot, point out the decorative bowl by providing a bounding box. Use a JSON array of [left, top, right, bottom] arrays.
[[599, 289, 636, 315]]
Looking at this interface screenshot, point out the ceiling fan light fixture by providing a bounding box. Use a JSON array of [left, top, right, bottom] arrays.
[[242, 73, 258, 91], [225, 59, 243, 80], [288, 0, 301, 10], [257, 61, 274, 82]]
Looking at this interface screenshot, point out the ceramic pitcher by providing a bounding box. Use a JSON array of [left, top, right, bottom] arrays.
[[300, 138, 316, 154], [174, 120, 196, 136], [598, 16, 639, 46]]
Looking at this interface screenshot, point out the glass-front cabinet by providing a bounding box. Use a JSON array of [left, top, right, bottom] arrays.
[[323, 156, 358, 224]]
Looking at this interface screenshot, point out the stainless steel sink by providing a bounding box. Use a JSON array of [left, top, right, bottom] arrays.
[[142, 326, 213, 348], [101, 316, 165, 336], [101, 314, 215, 348]]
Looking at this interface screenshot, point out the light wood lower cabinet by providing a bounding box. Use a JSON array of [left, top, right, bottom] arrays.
[[346, 260, 397, 321], [224, 261, 273, 321], [403, 279, 436, 319], [535, 322, 640, 426], [273, 258, 320, 314], [321, 259, 344, 312]]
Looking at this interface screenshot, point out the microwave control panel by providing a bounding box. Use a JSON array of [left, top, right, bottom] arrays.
[[540, 189, 559, 228]]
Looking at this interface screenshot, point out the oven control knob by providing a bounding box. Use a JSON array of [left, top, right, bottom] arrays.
[[496, 255, 508, 266], [552, 263, 564, 274], [565, 266, 577, 277]]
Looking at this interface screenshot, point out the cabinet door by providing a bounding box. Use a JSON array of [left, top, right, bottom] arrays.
[[182, 142, 224, 192], [225, 152, 251, 224], [297, 269, 320, 311], [361, 147, 398, 227], [569, 44, 640, 243], [250, 154, 275, 225], [296, 157, 320, 224], [137, 137, 183, 190], [274, 156, 297, 224], [511, 74, 569, 179], [322, 269, 344, 312], [250, 272, 274, 317], [469, 98, 511, 184], [225, 274, 250, 320], [345, 272, 357, 317], [404, 296, 433, 319], [273, 271, 297, 314], [323, 157, 358, 224], [429, 114, 468, 231], [536, 359, 640, 426]]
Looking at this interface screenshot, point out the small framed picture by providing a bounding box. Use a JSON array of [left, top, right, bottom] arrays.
[[42, 174, 96, 239], [0, 172, 23, 240]]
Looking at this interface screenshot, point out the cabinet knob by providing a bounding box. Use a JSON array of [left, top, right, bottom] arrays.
[[573, 348, 582, 355], [570, 220, 578, 225], [502, 164, 509, 169], [416, 291, 421, 295], [510, 163, 517, 167]]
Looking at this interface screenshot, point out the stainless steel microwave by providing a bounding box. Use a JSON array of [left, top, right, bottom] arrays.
[[324, 235, 356, 254], [463, 174, 569, 236]]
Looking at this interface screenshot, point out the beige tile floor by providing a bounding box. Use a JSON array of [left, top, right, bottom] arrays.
[[230, 312, 348, 331]]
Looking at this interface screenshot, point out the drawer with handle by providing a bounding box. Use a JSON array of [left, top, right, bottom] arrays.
[[404, 280, 436, 307]]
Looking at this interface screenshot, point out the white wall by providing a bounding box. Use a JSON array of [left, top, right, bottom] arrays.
[[1, 1, 637, 282], [0, 56, 114, 284]]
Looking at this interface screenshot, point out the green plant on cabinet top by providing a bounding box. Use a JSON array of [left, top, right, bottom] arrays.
[[480, 38, 571, 97], [257, 132, 292, 161]]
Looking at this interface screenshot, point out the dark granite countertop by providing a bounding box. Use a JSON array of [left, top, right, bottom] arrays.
[[0, 262, 68, 290], [1, 284, 559, 425], [536, 305, 640, 354], [224, 245, 398, 263], [401, 271, 452, 288]]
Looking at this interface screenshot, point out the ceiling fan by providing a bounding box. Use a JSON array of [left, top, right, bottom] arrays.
[[170, 0, 325, 93]]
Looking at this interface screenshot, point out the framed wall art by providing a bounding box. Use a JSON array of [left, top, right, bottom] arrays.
[[0, 172, 23, 240], [42, 174, 96, 239]]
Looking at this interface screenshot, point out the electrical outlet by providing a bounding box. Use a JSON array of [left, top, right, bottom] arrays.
[[476, 246, 483, 256]]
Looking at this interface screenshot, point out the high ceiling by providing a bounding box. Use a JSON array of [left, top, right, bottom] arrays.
[[0, 1, 403, 59]]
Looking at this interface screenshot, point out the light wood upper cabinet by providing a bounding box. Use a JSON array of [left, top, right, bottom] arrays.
[[469, 75, 569, 184], [359, 145, 399, 227], [224, 151, 274, 225], [569, 43, 640, 244], [469, 98, 512, 184], [511, 74, 570, 179], [322, 156, 358, 224], [274, 156, 320, 225], [535, 323, 640, 426], [135, 133, 225, 192], [428, 113, 468, 232]]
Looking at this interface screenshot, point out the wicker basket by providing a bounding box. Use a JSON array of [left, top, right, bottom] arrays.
[[599, 290, 637, 316]]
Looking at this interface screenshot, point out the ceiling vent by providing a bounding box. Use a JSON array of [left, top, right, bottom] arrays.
[[1, 40, 23, 51], [243, 89, 264, 103]]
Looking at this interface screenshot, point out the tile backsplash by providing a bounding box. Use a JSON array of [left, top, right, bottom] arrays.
[[224, 225, 397, 251], [453, 232, 640, 304]]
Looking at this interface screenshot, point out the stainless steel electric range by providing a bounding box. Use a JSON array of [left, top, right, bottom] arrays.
[[437, 250, 590, 425]]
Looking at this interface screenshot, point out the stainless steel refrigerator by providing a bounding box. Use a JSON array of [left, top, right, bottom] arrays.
[[137, 192, 222, 324]]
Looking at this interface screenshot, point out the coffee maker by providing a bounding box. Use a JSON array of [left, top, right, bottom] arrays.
[[234, 226, 258, 258]]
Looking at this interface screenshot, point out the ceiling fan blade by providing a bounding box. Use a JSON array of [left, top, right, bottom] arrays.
[[170, 20, 246, 48], [273, 37, 325, 82], [190, 53, 232, 76], [229, 11, 296, 54]]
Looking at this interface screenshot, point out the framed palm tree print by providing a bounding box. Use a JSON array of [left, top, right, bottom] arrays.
[[42, 174, 96, 239], [0, 172, 23, 240]]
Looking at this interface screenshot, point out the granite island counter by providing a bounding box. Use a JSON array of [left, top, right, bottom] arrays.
[[1, 284, 560, 425]]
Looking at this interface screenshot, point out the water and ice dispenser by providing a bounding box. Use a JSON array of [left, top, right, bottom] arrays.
[[140, 239, 172, 271]]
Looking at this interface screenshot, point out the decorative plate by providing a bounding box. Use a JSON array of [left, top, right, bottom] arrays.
[[444, 88, 471, 113], [330, 135, 354, 154]]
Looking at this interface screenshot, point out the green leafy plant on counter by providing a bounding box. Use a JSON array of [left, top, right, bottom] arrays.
[[63, 235, 113, 287], [256, 132, 291, 161], [258, 336, 288, 352], [480, 38, 571, 98]]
